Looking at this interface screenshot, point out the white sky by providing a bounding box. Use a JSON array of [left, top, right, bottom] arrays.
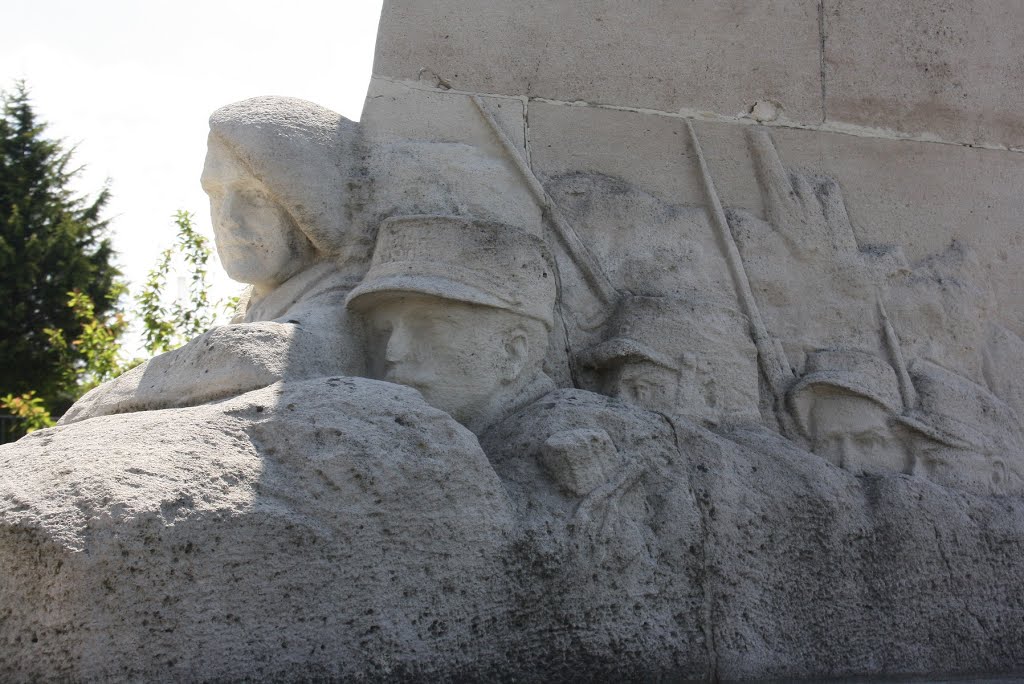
[[1, 0, 384, 353]]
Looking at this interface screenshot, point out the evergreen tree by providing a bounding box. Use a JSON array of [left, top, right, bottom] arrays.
[[0, 81, 122, 414]]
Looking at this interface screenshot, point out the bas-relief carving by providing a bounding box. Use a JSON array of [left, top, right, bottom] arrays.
[[346, 214, 556, 435], [56, 95, 1024, 501], [727, 129, 1024, 496], [7, 92, 1024, 679], [60, 97, 368, 424]]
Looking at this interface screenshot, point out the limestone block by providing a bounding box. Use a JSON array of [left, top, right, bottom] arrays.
[[6, 9, 1024, 675], [705, 422, 1024, 680], [61, 314, 360, 424], [675, 119, 1024, 338], [480, 389, 712, 678], [6, 380, 1024, 679], [540, 427, 623, 496], [823, 0, 1024, 148], [359, 79, 544, 236], [523, 102, 1022, 335], [0, 377, 516, 680], [525, 102, 734, 298], [373, 0, 824, 123], [364, 136, 545, 236], [525, 100, 701, 204], [362, 77, 526, 154]]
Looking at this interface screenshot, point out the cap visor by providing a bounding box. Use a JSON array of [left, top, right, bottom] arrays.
[[346, 274, 511, 313]]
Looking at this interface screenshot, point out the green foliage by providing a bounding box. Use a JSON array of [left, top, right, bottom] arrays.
[[0, 82, 232, 439], [1, 207, 231, 440], [0, 80, 123, 415], [0, 391, 54, 433], [1, 285, 131, 441], [137, 210, 225, 355], [44, 286, 133, 396]]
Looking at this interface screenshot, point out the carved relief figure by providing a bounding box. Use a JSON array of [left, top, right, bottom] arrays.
[[730, 128, 880, 375], [904, 359, 1024, 495], [201, 97, 367, 323], [788, 349, 920, 475], [727, 129, 1024, 494], [61, 97, 368, 424], [580, 295, 683, 415], [346, 214, 557, 435], [344, 214, 671, 562], [50, 93, 1024, 509], [788, 349, 1024, 494], [580, 293, 759, 424]]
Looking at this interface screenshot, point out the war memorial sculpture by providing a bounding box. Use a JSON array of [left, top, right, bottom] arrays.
[[3, 2, 1024, 680]]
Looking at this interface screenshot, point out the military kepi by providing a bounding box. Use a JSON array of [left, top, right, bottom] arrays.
[[346, 214, 557, 329]]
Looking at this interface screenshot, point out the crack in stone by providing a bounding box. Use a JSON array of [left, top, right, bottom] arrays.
[[662, 414, 719, 682], [523, 95, 532, 168], [818, 0, 828, 124]]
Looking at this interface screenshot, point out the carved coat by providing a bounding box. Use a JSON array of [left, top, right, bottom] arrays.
[[60, 262, 363, 425]]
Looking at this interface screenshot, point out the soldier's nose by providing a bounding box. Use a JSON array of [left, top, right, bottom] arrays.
[[837, 436, 854, 469], [220, 190, 246, 234], [385, 322, 413, 363]]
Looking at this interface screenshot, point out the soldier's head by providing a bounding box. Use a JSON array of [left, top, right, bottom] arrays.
[[201, 96, 367, 294], [789, 350, 914, 474], [581, 294, 758, 423], [902, 359, 1024, 496], [347, 215, 556, 432], [580, 297, 682, 415]]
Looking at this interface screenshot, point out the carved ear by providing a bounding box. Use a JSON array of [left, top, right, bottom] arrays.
[[502, 328, 530, 382]]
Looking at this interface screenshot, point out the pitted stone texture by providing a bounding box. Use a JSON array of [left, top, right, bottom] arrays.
[[481, 389, 712, 680], [482, 389, 1024, 680], [1, 377, 516, 681], [706, 422, 1024, 680], [373, 0, 824, 124], [4, 383, 1024, 679], [61, 314, 359, 424], [823, 0, 1024, 149]]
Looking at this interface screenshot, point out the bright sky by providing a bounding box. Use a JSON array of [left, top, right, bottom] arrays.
[[1, 0, 384, 352]]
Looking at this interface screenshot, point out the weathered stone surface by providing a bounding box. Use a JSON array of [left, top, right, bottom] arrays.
[[1, 378, 516, 680], [5, 3, 1024, 680], [376, 0, 1024, 148], [823, 0, 1024, 149], [686, 119, 1024, 337], [61, 97, 370, 424], [705, 422, 1024, 680], [526, 100, 703, 206], [6, 382, 1024, 680], [373, 0, 824, 124], [363, 77, 527, 154]]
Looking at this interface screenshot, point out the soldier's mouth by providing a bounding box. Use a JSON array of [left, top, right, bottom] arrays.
[[383, 367, 429, 391]]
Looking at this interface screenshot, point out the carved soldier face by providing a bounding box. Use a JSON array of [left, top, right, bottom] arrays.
[[364, 293, 532, 427], [807, 391, 912, 475], [201, 144, 316, 293], [914, 444, 1014, 496], [603, 360, 679, 414]]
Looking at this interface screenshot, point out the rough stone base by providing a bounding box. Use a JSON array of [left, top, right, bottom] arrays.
[[2, 379, 1023, 681]]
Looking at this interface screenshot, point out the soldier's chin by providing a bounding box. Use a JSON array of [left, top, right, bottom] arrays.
[[220, 255, 270, 286], [383, 370, 431, 394]]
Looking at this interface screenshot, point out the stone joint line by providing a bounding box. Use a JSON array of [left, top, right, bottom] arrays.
[[373, 75, 1024, 155]]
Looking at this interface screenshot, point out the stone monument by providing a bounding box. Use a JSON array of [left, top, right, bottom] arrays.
[[3, 2, 1024, 680]]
